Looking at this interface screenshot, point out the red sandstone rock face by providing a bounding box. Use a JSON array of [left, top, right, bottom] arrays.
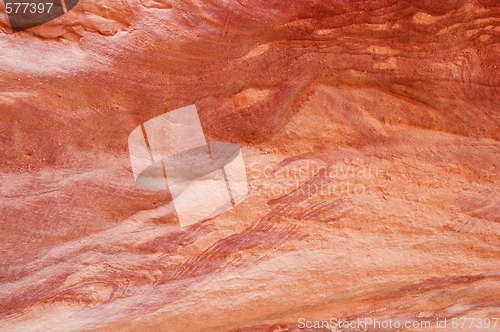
[[1, 0, 500, 331]]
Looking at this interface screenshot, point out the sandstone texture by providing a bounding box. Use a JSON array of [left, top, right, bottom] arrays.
[[1, 0, 500, 331]]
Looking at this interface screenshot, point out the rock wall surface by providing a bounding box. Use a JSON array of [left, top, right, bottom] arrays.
[[1, 0, 500, 331]]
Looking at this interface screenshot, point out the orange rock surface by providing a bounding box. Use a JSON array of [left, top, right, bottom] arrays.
[[1, 0, 500, 331]]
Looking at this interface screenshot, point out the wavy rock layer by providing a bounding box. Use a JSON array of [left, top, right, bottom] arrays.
[[1, 0, 500, 331]]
